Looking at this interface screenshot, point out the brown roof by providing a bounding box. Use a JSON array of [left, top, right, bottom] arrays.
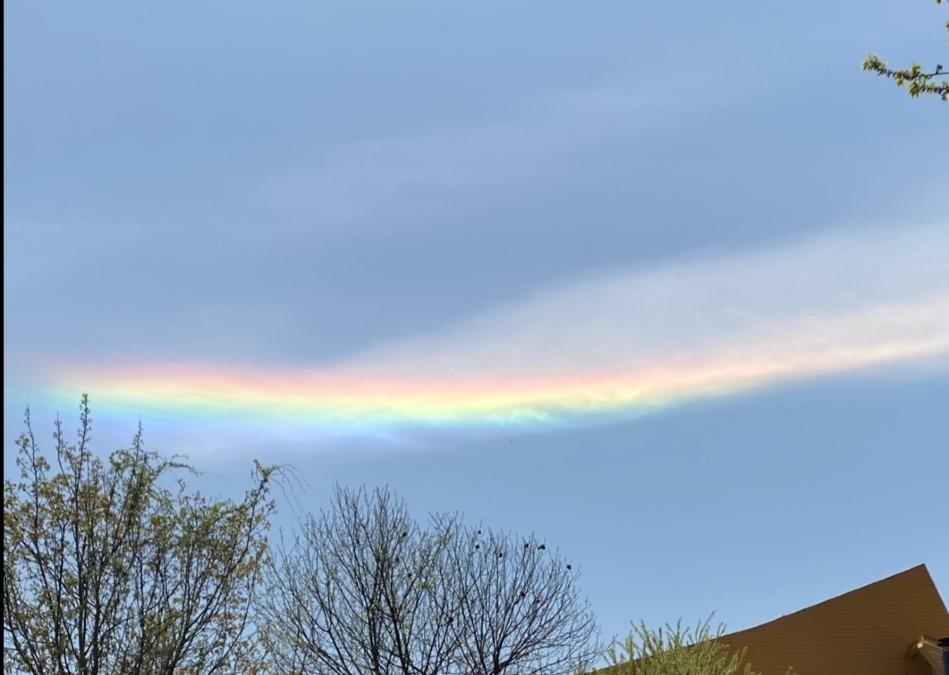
[[717, 564, 949, 675]]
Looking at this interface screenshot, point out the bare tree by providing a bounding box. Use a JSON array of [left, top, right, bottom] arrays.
[[260, 485, 600, 675], [260, 485, 461, 675], [443, 522, 599, 675], [3, 396, 278, 675]]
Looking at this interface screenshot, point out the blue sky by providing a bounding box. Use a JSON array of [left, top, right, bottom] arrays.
[[5, 0, 948, 646]]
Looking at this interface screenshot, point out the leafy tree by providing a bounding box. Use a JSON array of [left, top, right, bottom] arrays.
[[863, 0, 948, 100], [259, 484, 600, 675], [3, 395, 278, 675], [595, 617, 791, 675]]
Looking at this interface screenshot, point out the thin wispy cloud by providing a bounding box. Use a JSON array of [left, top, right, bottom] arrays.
[[266, 76, 725, 236], [342, 221, 949, 378]]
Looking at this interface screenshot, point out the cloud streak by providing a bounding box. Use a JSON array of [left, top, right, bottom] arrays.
[[265, 78, 720, 237], [345, 222, 949, 374]]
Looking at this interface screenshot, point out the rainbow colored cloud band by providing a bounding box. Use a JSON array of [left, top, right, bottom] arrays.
[[43, 322, 949, 434]]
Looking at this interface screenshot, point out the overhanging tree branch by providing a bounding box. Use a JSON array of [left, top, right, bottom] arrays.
[[863, 0, 948, 100]]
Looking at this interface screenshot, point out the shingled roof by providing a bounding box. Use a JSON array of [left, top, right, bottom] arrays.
[[717, 564, 949, 675]]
